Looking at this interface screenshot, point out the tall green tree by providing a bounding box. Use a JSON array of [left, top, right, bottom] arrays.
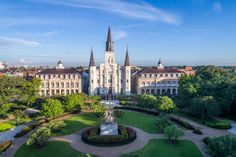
[[157, 96, 175, 113], [64, 94, 84, 113], [42, 98, 64, 118], [178, 66, 236, 117], [137, 94, 158, 109], [21, 78, 41, 106], [189, 96, 221, 121], [14, 109, 24, 126]]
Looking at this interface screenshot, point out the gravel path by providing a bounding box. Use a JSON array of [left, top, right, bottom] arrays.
[[51, 126, 165, 157], [3, 113, 234, 157]]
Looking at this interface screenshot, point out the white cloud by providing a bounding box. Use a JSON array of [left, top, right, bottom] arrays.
[[44, 31, 61, 36], [213, 2, 222, 13], [19, 59, 32, 64], [113, 30, 127, 40], [0, 37, 41, 47], [28, 0, 181, 25]]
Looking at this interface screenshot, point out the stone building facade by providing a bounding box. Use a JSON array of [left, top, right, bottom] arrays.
[[88, 27, 131, 98], [136, 59, 186, 95], [36, 61, 82, 96]]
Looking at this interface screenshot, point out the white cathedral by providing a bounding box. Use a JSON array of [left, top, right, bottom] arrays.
[[88, 27, 131, 98]]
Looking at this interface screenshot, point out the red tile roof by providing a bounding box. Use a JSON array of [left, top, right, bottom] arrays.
[[139, 68, 184, 74], [36, 68, 80, 75]]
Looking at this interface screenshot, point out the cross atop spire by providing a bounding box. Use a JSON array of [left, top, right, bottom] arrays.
[[89, 48, 95, 67], [124, 46, 130, 66], [106, 26, 114, 52]]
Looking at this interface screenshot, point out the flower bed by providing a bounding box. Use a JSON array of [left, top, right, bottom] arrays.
[[0, 140, 12, 152], [81, 125, 136, 146]]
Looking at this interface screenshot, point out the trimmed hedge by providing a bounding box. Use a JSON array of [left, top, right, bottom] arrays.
[[193, 128, 203, 135], [170, 116, 203, 135], [82, 125, 136, 146], [203, 136, 211, 145], [14, 125, 35, 138], [115, 106, 203, 135], [170, 117, 194, 130], [14, 113, 70, 138], [206, 120, 231, 130], [0, 140, 12, 152], [114, 106, 159, 116]]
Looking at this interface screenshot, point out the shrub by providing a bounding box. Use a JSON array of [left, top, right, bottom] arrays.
[[137, 94, 158, 109], [170, 117, 194, 130], [64, 94, 83, 113], [0, 103, 13, 118], [14, 125, 35, 137], [42, 98, 64, 118], [156, 114, 172, 133], [114, 109, 125, 117], [203, 137, 211, 145], [206, 120, 231, 130], [0, 123, 14, 132], [0, 140, 12, 152], [26, 127, 51, 148], [90, 103, 108, 117], [164, 125, 184, 144], [156, 96, 175, 113], [120, 101, 127, 105], [46, 121, 64, 133], [207, 135, 236, 157], [193, 128, 203, 135], [14, 110, 24, 126], [82, 125, 136, 146]]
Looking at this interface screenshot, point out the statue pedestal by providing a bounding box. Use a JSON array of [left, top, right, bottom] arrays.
[[100, 123, 118, 135]]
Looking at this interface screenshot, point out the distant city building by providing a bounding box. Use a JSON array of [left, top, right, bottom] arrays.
[[179, 66, 195, 75], [0, 61, 7, 70], [36, 61, 82, 96], [89, 27, 131, 99], [135, 60, 193, 95]]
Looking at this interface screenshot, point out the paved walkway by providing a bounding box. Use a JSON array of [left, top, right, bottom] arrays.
[[171, 114, 234, 157], [3, 113, 234, 157], [51, 127, 164, 157], [2, 114, 72, 157], [0, 125, 26, 143]]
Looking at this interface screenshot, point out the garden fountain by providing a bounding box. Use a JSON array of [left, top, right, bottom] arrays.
[[81, 105, 136, 146], [100, 108, 118, 135]]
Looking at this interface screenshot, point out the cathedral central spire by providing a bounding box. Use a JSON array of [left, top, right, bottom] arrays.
[[106, 26, 114, 52]]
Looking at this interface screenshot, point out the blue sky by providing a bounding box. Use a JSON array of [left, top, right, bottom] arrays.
[[0, 0, 236, 66]]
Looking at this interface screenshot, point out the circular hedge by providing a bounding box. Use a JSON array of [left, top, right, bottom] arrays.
[[81, 125, 136, 146]]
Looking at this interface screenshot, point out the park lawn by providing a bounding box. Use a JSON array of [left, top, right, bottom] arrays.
[[121, 139, 203, 157], [54, 111, 159, 136], [0, 122, 14, 132], [117, 111, 160, 133], [14, 141, 92, 157], [53, 112, 100, 136], [176, 111, 231, 129]]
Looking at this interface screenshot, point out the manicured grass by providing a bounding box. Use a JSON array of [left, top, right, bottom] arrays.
[[117, 111, 160, 133], [53, 112, 100, 136], [14, 141, 90, 157], [176, 111, 231, 129], [0, 123, 14, 132], [54, 111, 159, 136], [121, 139, 203, 157]]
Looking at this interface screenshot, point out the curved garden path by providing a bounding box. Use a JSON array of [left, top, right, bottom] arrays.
[[3, 112, 235, 157], [51, 126, 164, 157]]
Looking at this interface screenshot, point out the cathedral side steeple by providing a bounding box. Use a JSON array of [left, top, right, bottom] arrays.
[[89, 48, 95, 67], [106, 26, 114, 52], [124, 46, 130, 66]]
